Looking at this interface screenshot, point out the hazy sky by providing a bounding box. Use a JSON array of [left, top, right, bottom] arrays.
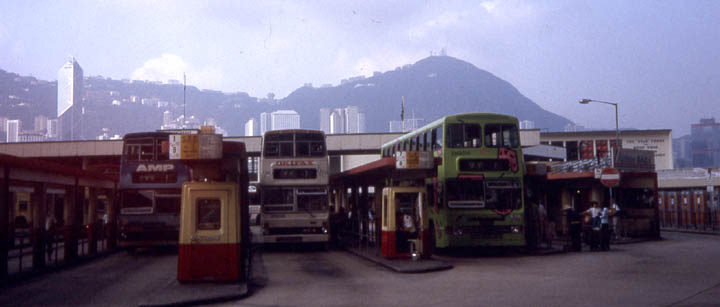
[[1, 0, 719, 136]]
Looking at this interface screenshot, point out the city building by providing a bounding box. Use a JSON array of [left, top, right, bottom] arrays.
[[46, 119, 58, 140], [690, 118, 720, 168], [6, 120, 20, 143], [270, 110, 300, 130], [57, 57, 84, 141], [345, 106, 360, 133], [34, 115, 49, 133], [330, 109, 345, 134], [319, 108, 331, 134], [19, 131, 46, 142], [673, 134, 692, 168], [260, 112, 269, 135], [358, 113, 366, 133], [539, 129, 673, 170], [245, 118, 256, 136]]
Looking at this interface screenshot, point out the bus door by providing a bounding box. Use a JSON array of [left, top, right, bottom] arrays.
[[381, 187, 427, 259], [178, 182, 242, 282]]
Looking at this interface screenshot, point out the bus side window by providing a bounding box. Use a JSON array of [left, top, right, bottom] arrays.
[[436, 126, 443, 150], [431, 129, 437, 151]]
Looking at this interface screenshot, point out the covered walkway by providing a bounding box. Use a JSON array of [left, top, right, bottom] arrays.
[[1, 153, 117, 280]]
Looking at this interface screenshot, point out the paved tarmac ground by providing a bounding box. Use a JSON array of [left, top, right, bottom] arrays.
[[1, 232, 719, 306], [234, 231, 720, 307]]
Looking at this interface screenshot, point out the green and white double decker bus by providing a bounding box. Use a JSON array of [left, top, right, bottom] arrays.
[[381, 113, 525, 249]]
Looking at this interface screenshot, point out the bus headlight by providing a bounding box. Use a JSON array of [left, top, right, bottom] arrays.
[[511, 226, 523, 233], [452, 227, 463, 236]]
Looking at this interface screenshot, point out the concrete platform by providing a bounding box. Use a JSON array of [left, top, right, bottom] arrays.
[[344, 245, 453, 273], [138, 280, 248, 307]]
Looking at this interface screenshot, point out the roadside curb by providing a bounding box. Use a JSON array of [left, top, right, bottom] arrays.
[[138, 281, 248, 307], [661, 229, 720, 236], [343, 245, 452, 273]]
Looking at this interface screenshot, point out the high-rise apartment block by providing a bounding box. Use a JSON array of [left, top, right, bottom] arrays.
[[319, 108, 331, 134], [6, 120, 20, 143], [321, 106, 366, 134], [330, 108, 345, 134], [245, 118, 256, 136], [691, 118, 720, 167], [57, 57, 84, 141], [260, 112, 269, 135], [270, 110, 300, 130]]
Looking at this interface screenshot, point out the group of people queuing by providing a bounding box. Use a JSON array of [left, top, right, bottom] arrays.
[[569, 199, 622, 252], [534, 199, 622, 252]]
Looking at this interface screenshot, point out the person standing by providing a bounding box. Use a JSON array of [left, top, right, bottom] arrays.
[[610, 199, 621, 240], [537, 202, 547, 248], [44, 213, 57, 261], [600, 205, 611, 251], [567, 207, 582, 251], [583, 201, 601, 251]]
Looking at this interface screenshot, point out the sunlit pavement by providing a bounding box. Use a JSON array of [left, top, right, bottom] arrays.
[[1, 232, 718, 306]]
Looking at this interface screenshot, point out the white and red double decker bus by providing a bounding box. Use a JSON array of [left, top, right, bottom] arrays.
[[259, 129, 330, 244]]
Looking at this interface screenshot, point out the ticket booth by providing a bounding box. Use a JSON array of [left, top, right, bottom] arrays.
[[178, 182, 244, 282], [380, 187, 428, 259]]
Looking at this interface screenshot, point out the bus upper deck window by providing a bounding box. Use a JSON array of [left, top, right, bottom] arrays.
[[140, 144, 154, 160], [436, 126, 443, 150], [502, 125, 520, 148], [264, 142, 279, 157], [280, 143, 293, 157], [311, 142, 325, 156], [296, 142, 310, 156], [485, 125, 501, 147]]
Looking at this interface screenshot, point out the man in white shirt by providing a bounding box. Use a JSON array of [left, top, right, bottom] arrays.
[[610, 200, 621, 239]]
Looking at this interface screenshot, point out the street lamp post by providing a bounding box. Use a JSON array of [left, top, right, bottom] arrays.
[[579, 99, 620, 167], [580, 98, 621, 211]]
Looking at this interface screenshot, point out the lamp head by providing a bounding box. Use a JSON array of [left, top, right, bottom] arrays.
[[579, 99, 591, 104]]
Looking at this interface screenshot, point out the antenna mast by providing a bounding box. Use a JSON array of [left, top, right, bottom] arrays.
[[183, 73, 186, 128]]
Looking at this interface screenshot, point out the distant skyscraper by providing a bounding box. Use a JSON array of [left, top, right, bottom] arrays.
[[330, 109, 345, 134], [57, 57, 84, 141], [162, 111, 174, 128], [0, 117, 8, 133], [245, 118, 256, 136], [344, 106, 360, 133], [319, 108, 331, 134], [46, 119, 58, 139], [260, 112, 269, 135], [7, 120, 20, 143], [34, 115, 49, 132], [271, 110, 300, 130], [358, 113, 366, 133]]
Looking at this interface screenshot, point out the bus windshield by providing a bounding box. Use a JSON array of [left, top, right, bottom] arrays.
[[446, 179, 485, 208], [447, 124, 482, 148], [484, 124, 520, 148]]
